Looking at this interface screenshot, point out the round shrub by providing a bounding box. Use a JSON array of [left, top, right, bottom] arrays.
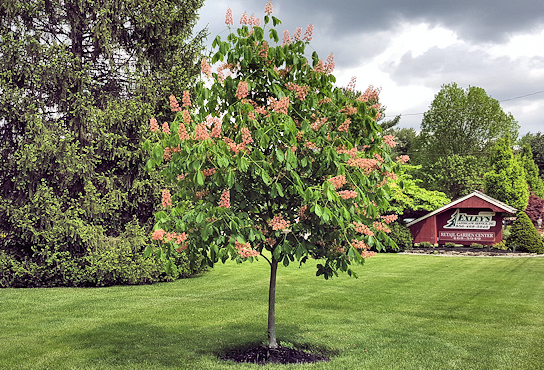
[[507, 211, 544, 253], [386, 221, 413, 252]]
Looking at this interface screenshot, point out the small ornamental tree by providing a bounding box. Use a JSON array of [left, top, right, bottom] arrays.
[[145, 2, 401, 349]]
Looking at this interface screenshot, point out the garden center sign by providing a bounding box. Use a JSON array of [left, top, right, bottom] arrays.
[[406, 191, 517, 245]]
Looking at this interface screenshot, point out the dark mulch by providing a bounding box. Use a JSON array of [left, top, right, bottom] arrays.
[[220, 344, 330, 365]]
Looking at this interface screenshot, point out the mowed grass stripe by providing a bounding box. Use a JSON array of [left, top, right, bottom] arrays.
[[1, 254, 543, 369]]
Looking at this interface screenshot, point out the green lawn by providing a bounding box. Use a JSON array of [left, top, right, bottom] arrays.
[[1, 254, 544, 370]]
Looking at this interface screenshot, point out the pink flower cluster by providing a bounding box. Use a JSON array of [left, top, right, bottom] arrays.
[[208, 117, 222, 138], [268, 214, 290, 231], [282, 29, 290, 46], [265, 1, 273, 15], [383, 135, 396, 148], [259, 41, 269, 59], [328, 175, 346, 190], [152, 229, 188, 248], [351, 239, 368, 251], [194, 123, 210, 141], [268, 96, 289, 115], [336, 146, 358, 158], [218, 189, 230, 208], [346, 76, 357, 91], [338, 118, 351, 132], [201, 58, 212, 78], [285, 82, 309, 100], [178, 122, 189, 141], [373, 221, 391, 233], [337, 190, 358, 200], [162, 122, 170, 134], [150, 117, 159, 132], [223, 127, 253, 154], [182, 91, 191, 107], [162, 189, 172, 208], [235, 240, 260, 258], [195, 190, 209, 199], [314, 54, 335, 75], [239, 12, 261, 26], [347, 157, 379, 175], [202, 168, 216, 177], [225, 8, 233, 25], [235, 81, 249, 99], [299, 205, 308, 220], [396, 155, 410, 164], [293, 27, 302, 41], [310, 116, 328, 131], [169, 95, 181, 112], [303, 24, 314, 41], [356, 85, 381, 103], [182, 110, 192, 124], [339, 105, 358, 115], [381, 214, 398, 224], [353, 222, 374, 236]]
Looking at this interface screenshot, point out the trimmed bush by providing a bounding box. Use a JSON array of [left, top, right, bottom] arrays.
[[507, 211, 544, 253], [386, 222, 413, 252]]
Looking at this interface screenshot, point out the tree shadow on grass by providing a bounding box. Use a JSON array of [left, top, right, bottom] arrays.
[[59, 320, 313, 367]]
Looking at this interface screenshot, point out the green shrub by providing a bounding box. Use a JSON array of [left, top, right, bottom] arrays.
[[444, 242, 456, 248], [420, 242, 433, 248], [507, 211, 544, 253], [0, 220, 206, 288], [386, 222, 413, 252], [470, 243, 484, 249], [492, 240, 509, 250]]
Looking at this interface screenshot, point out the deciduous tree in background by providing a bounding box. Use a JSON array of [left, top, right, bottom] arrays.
[[146, 3, 400, 349], [410, 83, 519, 198]]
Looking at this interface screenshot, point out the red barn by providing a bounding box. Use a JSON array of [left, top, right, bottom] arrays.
[[406, 191, 517, 246]]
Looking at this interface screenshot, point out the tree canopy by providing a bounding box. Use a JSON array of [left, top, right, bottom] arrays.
[[145, 4, 401, 348], [412, 83, 519, 162], [409, 83, 519, 199]]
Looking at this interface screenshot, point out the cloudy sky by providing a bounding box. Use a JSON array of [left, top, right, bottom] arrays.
[[194, 0, 544, 136]]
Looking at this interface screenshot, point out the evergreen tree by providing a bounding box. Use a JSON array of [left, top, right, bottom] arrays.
[[520, 145, 544, 197], [508, 211, 544, 253], [0, 1, 205, 261], [483, 137, 528, 210]]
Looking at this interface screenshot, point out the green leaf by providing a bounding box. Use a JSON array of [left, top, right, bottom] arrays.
[[275, 148, 284, 163], [276, 183, 284, 197], [239, 156, 249, 172], [196, 171, 205, 186], [196, 212, 205, 224], [314, 204, 323, 217], [261, 169, 271, 185], [273, 245, 282, 260], [143, 245, 152, 258]]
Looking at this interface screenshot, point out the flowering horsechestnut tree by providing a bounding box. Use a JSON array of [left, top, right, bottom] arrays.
[[144, 1, 401, 349]]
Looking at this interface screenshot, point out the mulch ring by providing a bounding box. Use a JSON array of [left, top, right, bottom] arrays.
[[219, 343, 331, 365], [401, 247, 543, 257]]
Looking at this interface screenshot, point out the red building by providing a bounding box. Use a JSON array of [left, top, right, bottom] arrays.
[[406, 191, 517, 246]]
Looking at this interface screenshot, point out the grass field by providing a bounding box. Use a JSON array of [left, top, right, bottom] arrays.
[[1, 254, 544, 369]]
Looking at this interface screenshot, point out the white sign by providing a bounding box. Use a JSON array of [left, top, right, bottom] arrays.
[[444, 209, 496, 230]]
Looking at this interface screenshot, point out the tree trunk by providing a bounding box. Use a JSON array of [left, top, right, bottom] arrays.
[[267, 257, 278, 349]]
